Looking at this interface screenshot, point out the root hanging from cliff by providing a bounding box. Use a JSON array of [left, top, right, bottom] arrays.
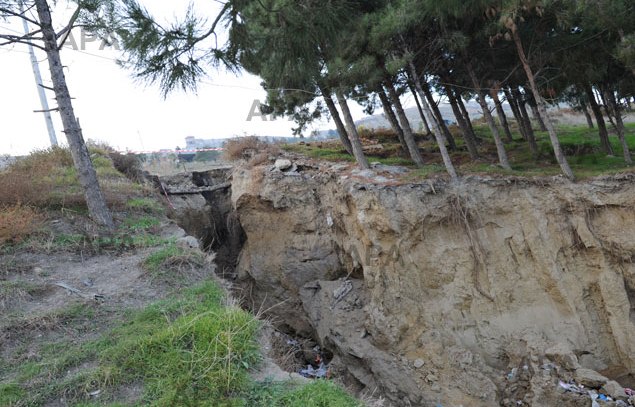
[[449, 195, 495, 302]]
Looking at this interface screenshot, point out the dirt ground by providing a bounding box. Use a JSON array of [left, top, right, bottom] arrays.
[[0, 211, 220, 406]]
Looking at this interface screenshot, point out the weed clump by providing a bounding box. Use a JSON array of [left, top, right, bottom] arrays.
[[142, 243, 209, 282]]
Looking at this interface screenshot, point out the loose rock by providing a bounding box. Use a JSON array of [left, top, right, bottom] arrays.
[[574, 368, 609, 389], [274, 159, 292, 171]]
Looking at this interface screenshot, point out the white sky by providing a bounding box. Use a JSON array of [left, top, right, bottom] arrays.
[[0, 1, 388, 155]]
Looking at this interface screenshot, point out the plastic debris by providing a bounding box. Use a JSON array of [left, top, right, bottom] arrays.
[[299, 362, 329, 379], [558, 379, 635, 406], [559, 381, 586, 395], [597, 393, 610, 401], [626, 388, 635, 397], [286, 339, 299, 347]]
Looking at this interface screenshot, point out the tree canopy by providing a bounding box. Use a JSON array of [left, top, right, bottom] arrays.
[[97, 0, 635, 179]]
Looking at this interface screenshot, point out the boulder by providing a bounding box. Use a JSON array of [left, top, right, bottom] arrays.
[[545, 344, 580, 370], [274, 159, 292, 171], [601, 380, 628, 400], [574, 368, 609, 389]]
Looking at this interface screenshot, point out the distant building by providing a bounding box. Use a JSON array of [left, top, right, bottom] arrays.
[[184, 136, 225, 150]]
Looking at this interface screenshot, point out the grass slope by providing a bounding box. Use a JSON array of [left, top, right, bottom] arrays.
[[285, 123, 635, 180]]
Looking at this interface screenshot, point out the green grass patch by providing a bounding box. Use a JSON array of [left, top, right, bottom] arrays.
[[1, 281, 360, 406], [141, 243, 206, 276], [125, 198, 164, 214], [408, 164, 446, 179], [306, 148, 355, 162], [244, 380, 363, 407], [122, 215, 161, 232], [1, 282, 254, 406], [369, 156, 413, 166], [1, 220, 172, 255], [0, 383, 25, 405], [283, 144, 354, 162]]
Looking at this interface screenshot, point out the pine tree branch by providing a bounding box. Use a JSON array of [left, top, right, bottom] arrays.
[[0, 6, 41, 26], [196, 2, 231, 43], [0, 33, 46, 50], [56, 5, 81, 50]]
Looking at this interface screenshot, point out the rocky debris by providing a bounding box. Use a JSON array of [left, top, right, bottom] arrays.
[[545, 344, 581, 370], [370, 162, 410, 175], [250, 325, 309, 383], [274, 159, 293, 171], [150, 167, 232, 194], [329, 163, 351, 172], [176, 235, 200, 249], [272, 158, 300, 175], [413, 359, 425, 369], [230, 162, 635, 406], [602, 380, 629, 400], [575, 368, 610, 389], [350, 168, 391, 183]]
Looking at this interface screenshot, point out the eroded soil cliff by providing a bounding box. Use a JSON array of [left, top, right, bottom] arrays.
[[231, 160, 635, 406]]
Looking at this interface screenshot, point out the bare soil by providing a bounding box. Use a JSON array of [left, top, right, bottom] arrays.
[[0, 212, 215, 406]]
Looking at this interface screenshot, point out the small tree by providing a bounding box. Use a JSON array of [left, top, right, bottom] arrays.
[[0, 0, 114, 228]]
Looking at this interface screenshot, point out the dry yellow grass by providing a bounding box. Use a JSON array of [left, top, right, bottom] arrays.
[[0, 204, 44, 244]]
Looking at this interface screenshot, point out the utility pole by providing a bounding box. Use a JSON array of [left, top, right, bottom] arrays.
[[20, 0, 58, 146]]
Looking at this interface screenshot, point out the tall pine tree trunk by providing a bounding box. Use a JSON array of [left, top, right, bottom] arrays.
[[598, 85, 617, 131], [524, 89, 548, 131], [584, 83, 614, 155], [580, 100, 594, 129], [335, 90, 369, 169], [384, 81, 425, 167], [320, 85, 353, 155], [504, 87, 528, 140], [515, 88, 534, 132], [466, 62, 511, 170], [530, 105, 547, 131], [378, 88, 409, 154], [457, 94, 477, 138], [422, 82, 456, 150], [445, 83, 478, 159], [35, 0, 114, 229], [511, 24, 573, 180], [408, 81, 431, 134], [512, 88, 539, 157], [490, 86, 513, 142], [604, 88, 632, 165], [407, 61, 458, 180]]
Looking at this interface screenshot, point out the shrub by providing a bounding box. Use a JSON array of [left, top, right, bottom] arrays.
[[0, 146, 146, 211], [86, 141, 144, 182], [223, 136, 271, 161], [108, 151, 143, 181]]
